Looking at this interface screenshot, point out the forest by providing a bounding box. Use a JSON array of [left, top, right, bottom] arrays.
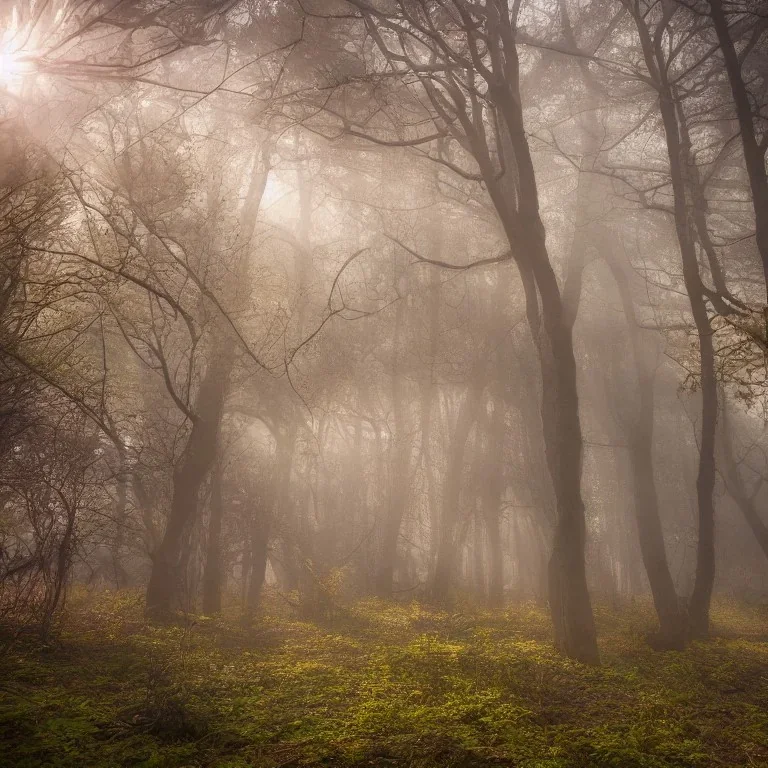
[[0, 0, 767, 766]]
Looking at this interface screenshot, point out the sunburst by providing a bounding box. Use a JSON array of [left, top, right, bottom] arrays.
[[0, 6, 36, 90]]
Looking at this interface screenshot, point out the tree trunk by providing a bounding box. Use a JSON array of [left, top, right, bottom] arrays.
[[627, 2, 718, 639], [241, 538, 251, 608], [709, 0, 768, 301], [145, 146, 269, 618], [202, 457, 224, 615], [472, 511, 486, 598], [484, 15, 599, 662], [376, 296, 411, 596], [42, 495, 77, 640], [480, 391, 506, 609], [110, 447, 130, 589], [607, 254, 687, 649], [720, 398, 768, 560], [505, 228, 597, 662], [421, 266, 441, 582], [541, 325, 599, 663], [245, 509, 272, 617], [271, 427, 298, 597], [145, 337, 234, 617], [431, 385, 481, 600], [486, 507, 504, 607], [689, 346, 718, 638], [477, 265, 511, 609]]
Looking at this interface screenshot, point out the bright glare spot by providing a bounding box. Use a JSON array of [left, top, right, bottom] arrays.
[[0, 50, 21, 80], [0, 49, 36, 91], [262, 175, 290, 211], [0, 5, 37, 90]]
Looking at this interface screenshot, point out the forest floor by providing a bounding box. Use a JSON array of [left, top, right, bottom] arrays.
[[1, 591, 767, 768]]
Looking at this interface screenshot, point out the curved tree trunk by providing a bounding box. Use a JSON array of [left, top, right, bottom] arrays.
[[539, 303, 598, 663], [348, 0, 599, 662], [626, 0, 718, 638], [491, 10, 599, 663], [146, 144, 269, 618], [145, 338, 234, 617], [607, 254, 687, 649]]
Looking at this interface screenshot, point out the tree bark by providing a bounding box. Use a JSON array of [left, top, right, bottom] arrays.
[[202, 457, 224, 615], [627, 0, 718, 638], [146, 330, 235, 616], [486, 506, 504, 608], [720, 399, 768, 560], [350, 0, 599, 662], [709, 0, 768, 302], [146, 144, 269, 618], [270, 427, 299, 598], [490, 8, 599, 663], [431, 383, 482, 600], [479, 388, 506, 609], [245, 507, 272, 617], [110, 447, 130, 589], [607, 254, 687, 648], [421, 265, 441, 582], [376, 295, 411, 596]]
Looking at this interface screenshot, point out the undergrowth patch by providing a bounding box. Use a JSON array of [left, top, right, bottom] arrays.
[[0, 590, 766, 767]]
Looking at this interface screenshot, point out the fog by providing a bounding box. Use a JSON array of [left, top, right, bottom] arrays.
[[1, 3, 768, 754]]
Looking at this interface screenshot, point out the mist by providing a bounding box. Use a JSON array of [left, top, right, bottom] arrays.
[[1, 1, 767, 766]]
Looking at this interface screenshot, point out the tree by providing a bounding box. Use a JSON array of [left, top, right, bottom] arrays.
[[311, 0, 600, 663], [708, 0, 768, 308]]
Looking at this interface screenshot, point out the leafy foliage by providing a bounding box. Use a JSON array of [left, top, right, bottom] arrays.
[[1, 591, 766, 767]]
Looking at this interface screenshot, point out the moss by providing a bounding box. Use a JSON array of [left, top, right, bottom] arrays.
[[0, 590, 766, 767]]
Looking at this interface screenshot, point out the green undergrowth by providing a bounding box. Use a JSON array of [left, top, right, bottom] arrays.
[[1, 590, 767, 767]]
